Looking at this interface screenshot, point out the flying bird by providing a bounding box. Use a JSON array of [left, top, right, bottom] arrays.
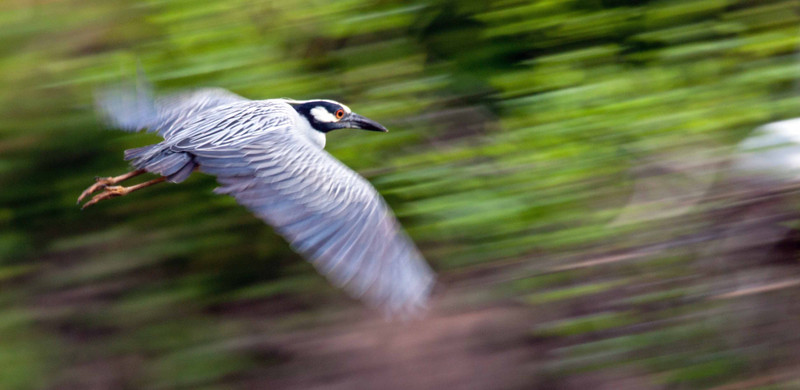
[[78, 82, 435, 316]]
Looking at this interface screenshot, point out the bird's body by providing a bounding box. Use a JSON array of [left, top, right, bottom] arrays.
[[124, 99, 301, 183], [81, 84, 435, 316]]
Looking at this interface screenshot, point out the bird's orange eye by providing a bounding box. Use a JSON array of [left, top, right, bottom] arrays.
[[335, 109, 344, 119]]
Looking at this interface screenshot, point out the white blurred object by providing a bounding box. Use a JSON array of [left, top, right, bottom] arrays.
[[733, 118, 800, 181], [707, 118, 800, 264]]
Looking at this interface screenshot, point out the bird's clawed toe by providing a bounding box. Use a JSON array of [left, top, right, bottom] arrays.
[[77, 177, 115, 204], [76, 171, 165, 210], [80, 186, 128, 210], [77, 170, 148, 208]]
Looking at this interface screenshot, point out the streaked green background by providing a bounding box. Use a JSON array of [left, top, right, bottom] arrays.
[[2, 0, 800, 388]]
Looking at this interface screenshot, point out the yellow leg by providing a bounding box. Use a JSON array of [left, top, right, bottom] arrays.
[[77, 169, 146, 204], [80, 176, 166, 210]]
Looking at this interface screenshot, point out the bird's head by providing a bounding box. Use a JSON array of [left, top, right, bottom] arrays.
[[287, 100, 388, 133]]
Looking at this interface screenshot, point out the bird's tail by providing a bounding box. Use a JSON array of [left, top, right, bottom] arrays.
[[123, 144, 160, 163], [124, 144, 195, 183]]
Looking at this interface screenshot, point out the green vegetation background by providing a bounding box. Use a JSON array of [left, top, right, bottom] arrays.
[[1, 0, 799, 388]]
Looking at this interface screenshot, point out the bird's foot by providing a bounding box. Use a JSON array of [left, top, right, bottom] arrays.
[[81, 186, 129, 210], [77, 169, 147, 206], [77, 174, 166, 210], [77, 176, 116, 204]]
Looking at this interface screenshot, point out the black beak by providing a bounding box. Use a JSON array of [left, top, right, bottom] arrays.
[[345, 113, 388, 132]]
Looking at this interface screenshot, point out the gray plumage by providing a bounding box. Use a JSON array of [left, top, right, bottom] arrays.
[[96, 84, 435, 316]]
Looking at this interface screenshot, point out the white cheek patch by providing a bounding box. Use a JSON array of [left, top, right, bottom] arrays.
[[310, 106, 338, 123]]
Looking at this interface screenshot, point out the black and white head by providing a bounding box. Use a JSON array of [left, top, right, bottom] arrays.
[[288, 100, 388, 133]]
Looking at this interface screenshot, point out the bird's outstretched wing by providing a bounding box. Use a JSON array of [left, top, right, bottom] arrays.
[[172, 117, 435, 316], [96, 81, 247, 138]]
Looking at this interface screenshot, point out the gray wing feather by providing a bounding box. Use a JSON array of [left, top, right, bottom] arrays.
[[96, 82, 247, 137], [165, 106, 434, 316]]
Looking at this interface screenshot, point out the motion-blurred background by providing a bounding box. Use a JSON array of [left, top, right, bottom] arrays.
[[3, 0, 800, 389]]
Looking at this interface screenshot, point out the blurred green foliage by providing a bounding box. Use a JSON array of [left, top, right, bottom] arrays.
[[2, 0, 800, 388]]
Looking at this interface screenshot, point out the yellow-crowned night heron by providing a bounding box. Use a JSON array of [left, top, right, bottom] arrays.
[[78, 83, 435, 316]]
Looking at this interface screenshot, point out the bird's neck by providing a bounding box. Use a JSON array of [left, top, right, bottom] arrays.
[[295, 114, 327, 149]]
